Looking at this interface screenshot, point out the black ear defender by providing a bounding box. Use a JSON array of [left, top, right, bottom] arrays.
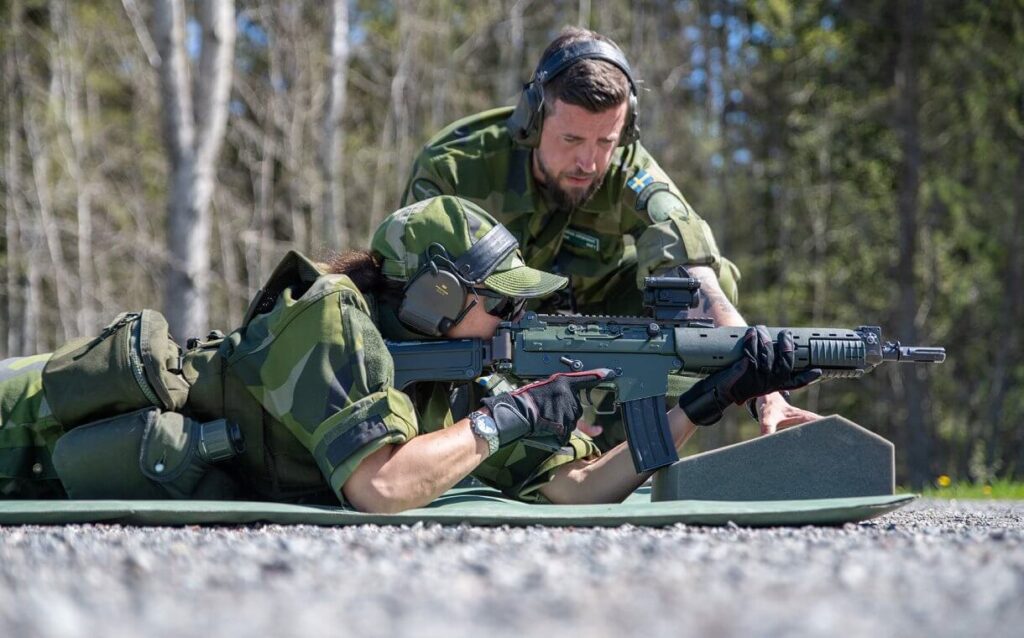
[[398, 225, 520, 337], [398, 259, 470, 336], [508, 39, 640, 148]]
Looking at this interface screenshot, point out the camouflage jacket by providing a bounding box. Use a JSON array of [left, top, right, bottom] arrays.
[[402, 107, 740, 312], [190, 261, 598, 504]]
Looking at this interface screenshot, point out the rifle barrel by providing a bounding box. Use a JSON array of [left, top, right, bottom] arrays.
[[882, 344, 946, 363]]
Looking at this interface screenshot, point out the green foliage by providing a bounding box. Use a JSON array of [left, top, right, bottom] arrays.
[[916, 479, 1024, 500]]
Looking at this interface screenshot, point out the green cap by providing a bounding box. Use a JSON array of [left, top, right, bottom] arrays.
[[371, 196, 567, 298]]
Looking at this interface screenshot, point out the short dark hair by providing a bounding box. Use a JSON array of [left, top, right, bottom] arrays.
[[540, 27, 631, 115]]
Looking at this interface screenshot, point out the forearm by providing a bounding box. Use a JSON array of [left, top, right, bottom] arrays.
[[342, 418, 488, 513], [539, 406, 698, 504], [685, 268, 819, 429], [688, 265, 747, 327]]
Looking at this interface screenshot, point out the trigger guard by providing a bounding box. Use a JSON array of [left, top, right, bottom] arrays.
[[586, 387, 618, 416]]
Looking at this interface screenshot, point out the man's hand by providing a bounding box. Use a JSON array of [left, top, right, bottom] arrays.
[[482, 369, 615, 447], [755, 392, 822, 435], [678, 326, 822, 426]]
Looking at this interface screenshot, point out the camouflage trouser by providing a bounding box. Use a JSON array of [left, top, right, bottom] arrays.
[[0, 354, 66, 498]]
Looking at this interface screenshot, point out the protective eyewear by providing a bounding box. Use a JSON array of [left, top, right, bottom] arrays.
[[470, 288, 526, 320]]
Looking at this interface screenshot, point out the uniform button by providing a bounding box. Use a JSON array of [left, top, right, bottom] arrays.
[[31, 463, 43, 475]]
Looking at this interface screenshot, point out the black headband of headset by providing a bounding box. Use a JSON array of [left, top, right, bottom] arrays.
[[532, 40, 637, 94], [444, 224, 519, 284]]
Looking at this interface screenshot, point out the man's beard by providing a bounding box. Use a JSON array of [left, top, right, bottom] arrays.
[[534, 152, 606, 211]]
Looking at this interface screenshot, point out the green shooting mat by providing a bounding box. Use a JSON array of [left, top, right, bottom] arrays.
[[0, 488, 915, 527]]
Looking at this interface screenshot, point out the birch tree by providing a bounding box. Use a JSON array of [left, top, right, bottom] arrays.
[[152, 0, 236, 340], [319, 0, 350, 251]]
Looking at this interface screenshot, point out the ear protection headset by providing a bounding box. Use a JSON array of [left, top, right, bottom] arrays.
[[399, 224, 519, 336], [508, 39, 640, 148]]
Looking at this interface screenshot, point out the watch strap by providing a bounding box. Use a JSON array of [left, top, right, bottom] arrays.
[[469, 411, 500, 456]]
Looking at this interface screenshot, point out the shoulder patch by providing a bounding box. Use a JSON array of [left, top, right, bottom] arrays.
[[627, 169, 655, 194], [411, 178, 443, 201], [636, 183, 687, 223]]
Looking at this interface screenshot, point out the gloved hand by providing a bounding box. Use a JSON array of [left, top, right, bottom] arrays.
[[679, 326, 822, 426], [481, 369, 615, 447]]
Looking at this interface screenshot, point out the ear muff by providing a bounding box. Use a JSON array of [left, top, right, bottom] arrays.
[[508, 39, 641, 148], [397, 225, 520, 336], [508, 82, 546, 147], [621, 92, 640, 146], [398, 263, 468, 337]]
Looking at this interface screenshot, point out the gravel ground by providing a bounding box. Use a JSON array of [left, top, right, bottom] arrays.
[[0, 499, 1021, 638]]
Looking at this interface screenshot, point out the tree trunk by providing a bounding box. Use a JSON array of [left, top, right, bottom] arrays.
[[52, 0, 97, 336], [577, 0, 591, 28], [21, 38, 75, 345], [153, 0, 235, 341], [319, 0, 350, 252], [367, 3, 414, 239], [3, 1, 25, 356], [895, 0, 929, 489], [501, 0, 524, 102], [997, 113, 1024, 474]]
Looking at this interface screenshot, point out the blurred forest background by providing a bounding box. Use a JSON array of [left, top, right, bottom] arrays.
[[1, 0, 1021, 487]]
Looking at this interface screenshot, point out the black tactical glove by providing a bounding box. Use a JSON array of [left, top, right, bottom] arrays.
[[481, 369, 615, 447], [679, 326, 823, 426]]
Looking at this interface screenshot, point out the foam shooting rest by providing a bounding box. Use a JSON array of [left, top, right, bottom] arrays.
[[652, 415, 895, 502]]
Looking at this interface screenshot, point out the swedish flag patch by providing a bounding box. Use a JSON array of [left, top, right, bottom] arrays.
[[627, 170, 655, 193]]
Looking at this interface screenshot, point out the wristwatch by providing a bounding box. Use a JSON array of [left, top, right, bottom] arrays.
[[468, 410, 500, 457]]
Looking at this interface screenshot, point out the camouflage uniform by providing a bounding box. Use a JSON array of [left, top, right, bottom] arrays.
[[0, 355, 65, 497], [402, 107, 742, 314], [0, 197, 596, 504]]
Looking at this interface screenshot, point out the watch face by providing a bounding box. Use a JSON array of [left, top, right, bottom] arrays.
[[470, 411, 500, 456], [473, 412, 498, 437]]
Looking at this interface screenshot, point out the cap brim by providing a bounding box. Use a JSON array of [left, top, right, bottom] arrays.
[[483, 267, 567, 298]]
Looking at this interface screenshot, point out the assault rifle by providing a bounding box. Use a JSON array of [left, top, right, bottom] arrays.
[[386, 276, 945, 474]]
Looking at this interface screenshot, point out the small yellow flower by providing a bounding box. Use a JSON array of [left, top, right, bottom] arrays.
[[937, 475, 952, 488], [982, 485, 993, 496]]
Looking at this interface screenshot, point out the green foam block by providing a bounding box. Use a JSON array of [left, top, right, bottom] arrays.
[[652, 415, 895, 502]]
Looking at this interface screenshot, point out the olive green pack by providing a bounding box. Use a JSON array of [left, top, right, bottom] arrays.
[[41, 310, 190, 428], [51, 407, 242, 499]]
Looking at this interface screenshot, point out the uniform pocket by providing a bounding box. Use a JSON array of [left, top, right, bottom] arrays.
[[41, 310, 190, 428], [51, 408, 244, 499]]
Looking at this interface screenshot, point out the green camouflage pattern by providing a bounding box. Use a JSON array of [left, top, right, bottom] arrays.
[[218, 272, 420, 500], [371, 195, 567, 298], [401, 107, 741, 313], [0, 354, 66, 497]]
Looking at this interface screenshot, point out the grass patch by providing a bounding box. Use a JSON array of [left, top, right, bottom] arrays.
[[905, 478, 1024, 499]]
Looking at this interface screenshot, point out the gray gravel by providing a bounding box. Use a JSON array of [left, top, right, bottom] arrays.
[[0, 499, 1022, 638]]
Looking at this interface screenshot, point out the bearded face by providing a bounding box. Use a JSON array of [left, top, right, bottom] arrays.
[[531, 99, 628, 210]]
